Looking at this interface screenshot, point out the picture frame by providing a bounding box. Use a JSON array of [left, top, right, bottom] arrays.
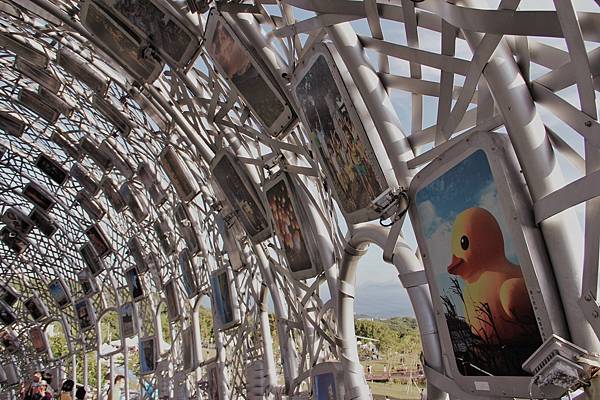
[[85, 224, 112, 258], [181, 326, 197, 371], [75, 191, 106, 221], [264, 171, 323, 279], [311, 362, 345, 400], [51, 130, 83, 162], [210, 267, 240, 331], [210, 150, 270, 243], [163, 279, 181, 322], [1, 361, 19, 386], [128, 236, 148, 274], [99, 139, 134, 179], [137, 161, 167, 207], [0, 32, 48, 67], [159, 146, 200, 202], [29, 325, 50, 354], [0, 285, 20, 307], [23, 293, 49, 321], [102, 0, 200, 68], [70, 163, 100, 196], [22, 181, 56, 211], [178, 248, 199, 299], [80, 136, 113, 171], [35, 154, 68, 185], [119, 183, 149, 223], [407, 132, 567, 398], [101, 177, 127, 212], [79, 242, 106, 276], [119, 302, 139, 338], [48, 278, 72, 309], [204, 10, 295, 136], [153, 216, 175, 256], [17, 88, 60, 123], [80, 0, 164, 84], [56, 47, 109, 95], [14, 57, 61, 93], [206, 362, 220, 400], [291, 43, 397, 224], [77, 268, 99, 296], [139, 336, 157, 375], [125, 267, 145, 301], [0, 300, 17, 326], [29, 208, 57, 237], [0, 111, 25, 137], [174, 203, 200, 255], [74, 298, 96, 331], [91, 95, 132, 137], [0, 227, 29, 254], [0, 329, 19, 353], [1, 207, 33, 236]]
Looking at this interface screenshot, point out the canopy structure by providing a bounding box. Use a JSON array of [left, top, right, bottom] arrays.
[[0, 0, 599, 399]]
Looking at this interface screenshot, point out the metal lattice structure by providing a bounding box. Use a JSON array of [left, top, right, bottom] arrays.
[[0, 0, 599, 399]]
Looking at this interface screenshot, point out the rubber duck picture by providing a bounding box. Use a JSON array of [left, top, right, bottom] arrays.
[[447, 207, 537, 345]]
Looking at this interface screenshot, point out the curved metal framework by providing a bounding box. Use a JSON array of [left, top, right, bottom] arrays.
[[0, 0, 598, 399]]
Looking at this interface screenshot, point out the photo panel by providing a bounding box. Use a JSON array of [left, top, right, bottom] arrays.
[[0, 329, 19, 353], [0, 111, 25, 137], [159, 146, 200, 202], [29, 325, 50, 354], [210, 150, 270, 243], [174, 203, 200, 255], [182, 326, 197, 371], [408, 132, 567, 398], [292, 44, 394, 224], [311, 362, 344, 400], [35, 153, 68, 185], [0, 301, 17, 326], [0, 285, 20, 307], [119, 182, 149, 223], [29, 208, 57, 237], [178, 248, 198, 299], [79, 242, 106, 277], [207, 363, 220, 400], [24, 294, 49, 321], [56, 47, 109, 95], [2, 362, 19, 386], [85, 224, 112, 258], [139, 336, 157, 375], [48, 278, 71, 309], [125, 267, 145, 301], [77, 268, 99, 296], [205, 10, 295, 136], [164, 279, 181, 322], [74, 298, 96, 331], [128, 236, 148, 274], [264, 172, 322, 279], [0, 227, 29, 254], [1, 207, 33, 236], [75, 191, 106, 221], [210, 267, 240, 331], [119, 302, 139, 338], [22, 182, 56, 211]]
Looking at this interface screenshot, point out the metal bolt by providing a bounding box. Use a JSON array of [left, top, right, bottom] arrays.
[[585, 120, 593, 127], [593, 310, 599, 318], [585, 294, 593, 301]]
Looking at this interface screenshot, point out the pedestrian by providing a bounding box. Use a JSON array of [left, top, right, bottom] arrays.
[[59, 380, 74, 400]]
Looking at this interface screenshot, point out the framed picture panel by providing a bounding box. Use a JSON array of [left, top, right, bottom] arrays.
[[70, 163, 100, 196], [159, 146, 200, 202], [1, 361, 19, 386], [210, 150, 270, 243], [0, 300, 17, 326], [0, 329, 19, 353], [22, 182, 56, 211], [56, 47, 109, 95], [408, 132, 567, 398], [78, 268, 99, 296], [205, 10, 295, 136], [210, 267, 240, 331], [181, 326, 197, 371], [206, 362, 221, 400], [264, 171, 324, 279], [178, 248, 199, 299], [24, 293, 49, 321], [292, 43, 397, 224], [79, 242, 106, 276], [0, 227, 28, 254], [29, 208, 57, 237], [1, 207, 33, 237], [48, 278, 72, 309], [164, 279, 181, 322], [119, 183, 148, 223], [139, 336, 157, 375], [75, 191, 106, 221], [30, 325, 50, 354], [0, 111, 25, 137], [35, 153, 68, 185], [119, 302, 139, 338], [125, 267, 145, 301], [311, 362, 345, 400], [74, 298, 96, 331], [85, 224, 112, 258], [14, 57, 61, 93], [0, 285, 19, 307]]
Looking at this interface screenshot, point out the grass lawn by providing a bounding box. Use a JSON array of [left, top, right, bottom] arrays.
[[368, 381, 424, 400]]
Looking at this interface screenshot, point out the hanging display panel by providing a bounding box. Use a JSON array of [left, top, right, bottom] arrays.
[[78, 268, 99, 296], [0, 111, 25, 137], [119, 302, 139, 338], [29, 325, 50, 354], [0, 301, 16, 326], [164, 279, 181, 322], [35, 154, 68, 185], [85, 224, 112, 258], [56, 47, 109, 95], [311, 362, 345, 400], [178, 248, 199, 299], [125, 267, 145, 301], [0, 285, 19, 307], [205, 9, 295, 136], [264, 171, 322, 279], [408, 132, 567, 398], [139, 336, 157, 375], [48, 278, 72, 309], [292, 43, 396, 224], [207, 362, 221, 400], [79, 242, 106, 276], [210, 267, 240, 331], [29, 208, 57, 237], [74, 298, 96, 331], [210, 150, 270, 243], [0, 329, 19, 353], [22, 182, 56, 211], [23, 294, 49, 321], [1, 207, 32, 236]]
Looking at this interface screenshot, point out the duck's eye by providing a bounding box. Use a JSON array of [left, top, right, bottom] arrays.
[[460, 235, 469, 250]]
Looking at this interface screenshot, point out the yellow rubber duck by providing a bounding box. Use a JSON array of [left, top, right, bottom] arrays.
[[447, 207, 537, 344]]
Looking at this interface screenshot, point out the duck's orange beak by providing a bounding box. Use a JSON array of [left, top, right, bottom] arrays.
[[447, 255, 464, 275]]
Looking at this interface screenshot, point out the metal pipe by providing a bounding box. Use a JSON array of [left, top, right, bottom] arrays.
[[339, 223, 447, 400], [259, 286, 278, 390]]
